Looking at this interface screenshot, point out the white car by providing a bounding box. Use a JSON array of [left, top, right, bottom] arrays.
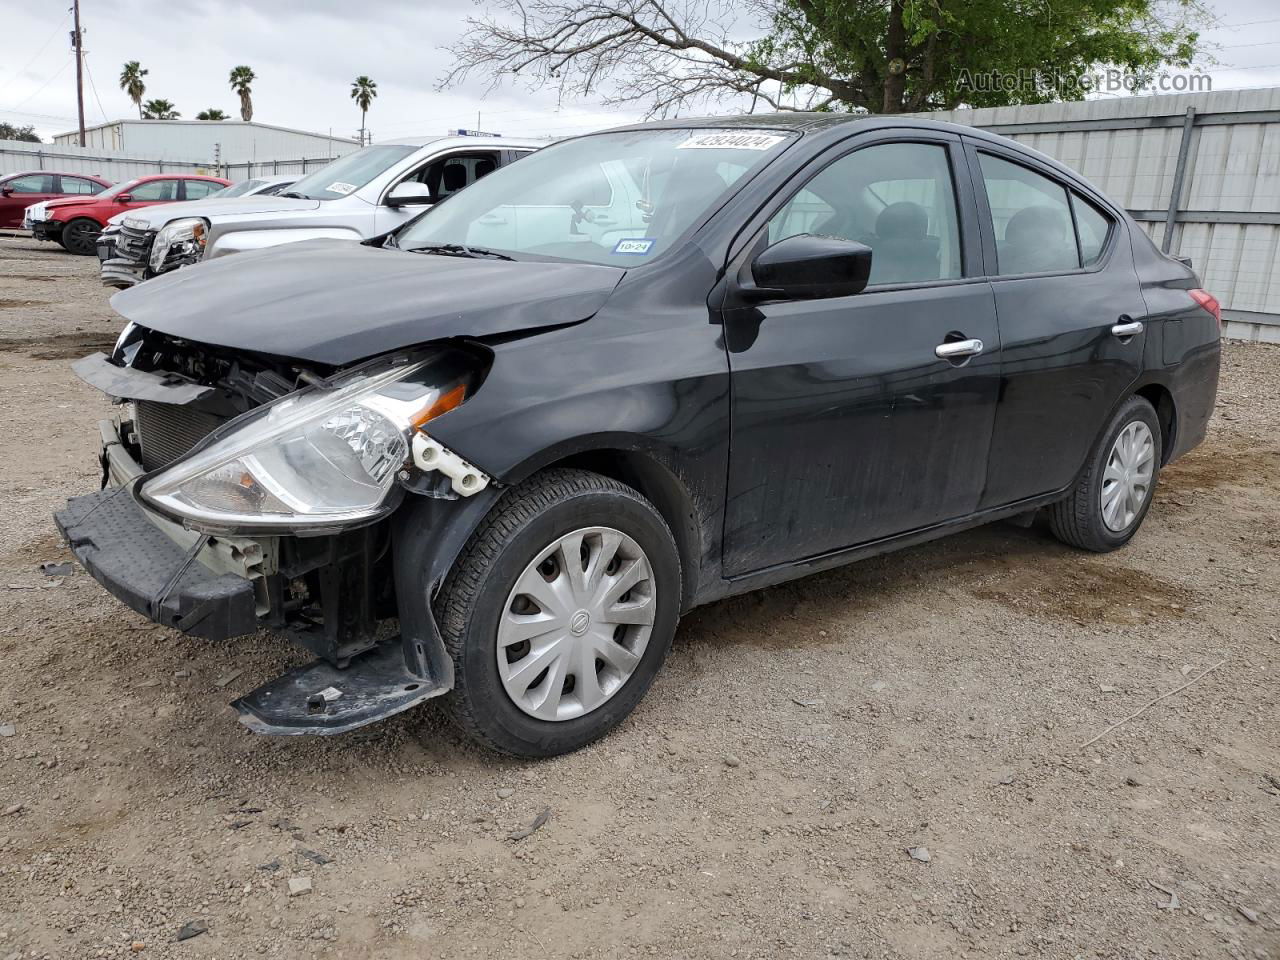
[[98, 135, 541, 287]]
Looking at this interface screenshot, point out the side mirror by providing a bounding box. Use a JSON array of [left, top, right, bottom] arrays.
[[115, 193, 133, 203], [385, 181, 433, 207], [747, 234, 873, 300], [0, 186, 12, 197]]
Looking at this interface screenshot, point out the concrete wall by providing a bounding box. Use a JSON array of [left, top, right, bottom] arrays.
[[911, 87, 1280, 342]]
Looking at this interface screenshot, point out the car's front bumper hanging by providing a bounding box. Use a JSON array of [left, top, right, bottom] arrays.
[[54, 485, 259, 641]]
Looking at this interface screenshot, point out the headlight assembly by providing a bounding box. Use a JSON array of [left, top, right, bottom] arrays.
[[139, 352, 477, 534], [150, 217, 209, 271]]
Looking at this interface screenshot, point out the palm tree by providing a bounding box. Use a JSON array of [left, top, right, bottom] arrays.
[[141, 99, 180, 120], [196, 108, 228, 121], [118, 61, 148, 119], [229, 66, 256, 122], [350, 76, 377, 145]]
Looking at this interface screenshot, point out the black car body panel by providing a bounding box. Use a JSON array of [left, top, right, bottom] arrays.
[[110, 239, 626, 365], [56, 113, 1222, 738]]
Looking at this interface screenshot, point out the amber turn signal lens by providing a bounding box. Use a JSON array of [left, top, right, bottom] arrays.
[[410, 383, 467, 429]]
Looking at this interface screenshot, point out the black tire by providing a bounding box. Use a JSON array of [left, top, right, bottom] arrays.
[[436, 468, 682, 758], [60, 218, 101, 256], [1049, 395, 1162, 552]]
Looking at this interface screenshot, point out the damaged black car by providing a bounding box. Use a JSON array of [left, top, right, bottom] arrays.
[[56, 115, 1221, 757]]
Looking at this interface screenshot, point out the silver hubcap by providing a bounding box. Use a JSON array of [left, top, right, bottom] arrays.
[[497, 526, 656, 721], [1101, 420, 1155, 532]]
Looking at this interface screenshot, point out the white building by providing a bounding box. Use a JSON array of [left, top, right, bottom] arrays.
[[52, 120, 359, 164]]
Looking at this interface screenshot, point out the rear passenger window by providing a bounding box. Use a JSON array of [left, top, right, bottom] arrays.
[[1072, 193, 1113, 266], [978, 153, 1079, 275], [183, 180, 221, 200], [767, 142, 963, 286], [61, 176, 102, 195]]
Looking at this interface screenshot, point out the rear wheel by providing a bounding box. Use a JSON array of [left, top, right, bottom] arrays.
[[436, 468, 682, 757], [60, 218, 101, 256], [1049, 395, 1162, 552]]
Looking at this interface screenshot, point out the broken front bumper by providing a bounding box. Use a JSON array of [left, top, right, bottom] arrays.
[[55, 416, 452, 735], [55, 485, 260, 640]]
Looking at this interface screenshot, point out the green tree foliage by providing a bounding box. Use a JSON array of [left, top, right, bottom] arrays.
[[229, 66, 256, 122], [196, 108, 229, 120], [119, 61, 148, 119], [142, 99, 181, 119]]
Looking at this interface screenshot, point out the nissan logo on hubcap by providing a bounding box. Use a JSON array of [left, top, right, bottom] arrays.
[[570, 610, 591, 636]]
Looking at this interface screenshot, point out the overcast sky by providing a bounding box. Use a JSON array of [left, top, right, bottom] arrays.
[[3, 0, 1280, 144]]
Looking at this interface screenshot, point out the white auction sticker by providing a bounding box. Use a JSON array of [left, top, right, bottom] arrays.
[[326, 181, 358, 195], [678, 132, 786, 151]]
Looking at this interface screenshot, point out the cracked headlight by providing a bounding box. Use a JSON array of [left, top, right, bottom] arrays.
[[140, 353, 473, 534], [150, 217, 208, 271]]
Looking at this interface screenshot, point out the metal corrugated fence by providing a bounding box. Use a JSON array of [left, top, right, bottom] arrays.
[[912, 87, 1280, 342]]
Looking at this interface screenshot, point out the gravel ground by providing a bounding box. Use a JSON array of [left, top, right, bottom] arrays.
[[0, 233, 1277, 960]]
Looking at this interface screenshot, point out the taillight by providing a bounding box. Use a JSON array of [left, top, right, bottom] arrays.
[[1190, 288, 1221, 329]]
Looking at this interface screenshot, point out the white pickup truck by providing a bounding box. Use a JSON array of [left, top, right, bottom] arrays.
[[98, 134, 541, 287]]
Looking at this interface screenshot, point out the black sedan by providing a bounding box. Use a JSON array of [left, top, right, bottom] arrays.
[[56, 114, 1221, 757]]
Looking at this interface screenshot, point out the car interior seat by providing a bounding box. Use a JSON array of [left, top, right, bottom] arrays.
[[441, 164, 469, 197], [861, 201, 940, 283], [474, 158, 496, 180], [1002, 205, 1076, 274]]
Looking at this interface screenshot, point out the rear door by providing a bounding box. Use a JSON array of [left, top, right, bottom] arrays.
[[965, 140, 1148, 508], [721, 133, 1002, 575], [180, 179, 223, 201]]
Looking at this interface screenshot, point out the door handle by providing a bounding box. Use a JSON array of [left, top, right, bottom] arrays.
[[935, 338, 984, 359], [1111, 320, 1144, 337]]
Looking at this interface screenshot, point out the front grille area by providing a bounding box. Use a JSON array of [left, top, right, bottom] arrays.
[[135, 400, 226, 470], [116, 224, 155, 264]]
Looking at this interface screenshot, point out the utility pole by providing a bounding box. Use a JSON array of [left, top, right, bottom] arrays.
[[72, 0, 86, 146]]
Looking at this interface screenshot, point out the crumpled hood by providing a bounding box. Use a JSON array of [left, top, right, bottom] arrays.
[[108, 194, 322, 228], [110, 239, 625, 366]]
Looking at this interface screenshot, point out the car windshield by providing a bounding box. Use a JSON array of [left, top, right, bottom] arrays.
[[285, 144, 420, 200], [210, 179, 265, 198], [96, 178, 143, 200], [396, 128, 796, 266]]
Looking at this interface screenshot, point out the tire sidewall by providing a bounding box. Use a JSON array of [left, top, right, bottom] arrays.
[[62, 218, 100, 256], [1081, 397, 1162, 548], [450, 488, 681, 756]]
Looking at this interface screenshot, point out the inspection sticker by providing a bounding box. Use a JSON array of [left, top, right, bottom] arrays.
[[326, 181, 358, 195], [613, 238, 656, 255], [678, 132, 786, 151]]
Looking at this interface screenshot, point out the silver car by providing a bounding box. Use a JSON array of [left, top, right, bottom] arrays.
[[98, 135, 541, 287]]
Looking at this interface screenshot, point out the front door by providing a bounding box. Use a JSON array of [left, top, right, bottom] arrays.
[[0, 173, 59, 228], [721, 136, 1001, 576]]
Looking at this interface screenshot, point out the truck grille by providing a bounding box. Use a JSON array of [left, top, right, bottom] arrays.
[[135, 400, 225, 470], [116, 224, 155, 264]]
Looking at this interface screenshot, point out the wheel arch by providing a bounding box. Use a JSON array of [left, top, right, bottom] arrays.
[[1133, 381, 1177, 465], [507, 442, 705, 611]]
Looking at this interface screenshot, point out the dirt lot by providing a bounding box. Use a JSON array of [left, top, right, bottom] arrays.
[[0, 233, 1277, 960]]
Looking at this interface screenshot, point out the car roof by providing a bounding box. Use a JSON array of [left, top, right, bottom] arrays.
[[374, 134, 546, 150], [1, 170, 111, 182]]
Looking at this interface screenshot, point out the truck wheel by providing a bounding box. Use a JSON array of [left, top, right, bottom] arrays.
[[1049, 395, 1162, 552], [60, 218, 101, 256], [436, 468, 681, 758]]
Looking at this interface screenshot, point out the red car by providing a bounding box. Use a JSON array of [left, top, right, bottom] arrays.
[[32, 173, 230, 255], [0, 170, 112, 229]]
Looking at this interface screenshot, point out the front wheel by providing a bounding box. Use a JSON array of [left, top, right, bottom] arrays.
[[60, 218, 101, 256], [436, 468, 682, 757], [1049, 395, 1162, 552]]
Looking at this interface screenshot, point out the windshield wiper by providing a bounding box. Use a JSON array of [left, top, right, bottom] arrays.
[[279, 191, 310, 199], [407, 242, 515, 262]]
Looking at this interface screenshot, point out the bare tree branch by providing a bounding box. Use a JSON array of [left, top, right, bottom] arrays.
[[440, 0, 866, 117]]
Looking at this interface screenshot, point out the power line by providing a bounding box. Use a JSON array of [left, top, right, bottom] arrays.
[[0, 11, 70, 89], [2, 57, 73, 114], [82, 53, 110, 123]]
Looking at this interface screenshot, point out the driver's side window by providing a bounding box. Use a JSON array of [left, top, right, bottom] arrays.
[[403, 152, 501, 202], [766, 142, 962, 286]]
